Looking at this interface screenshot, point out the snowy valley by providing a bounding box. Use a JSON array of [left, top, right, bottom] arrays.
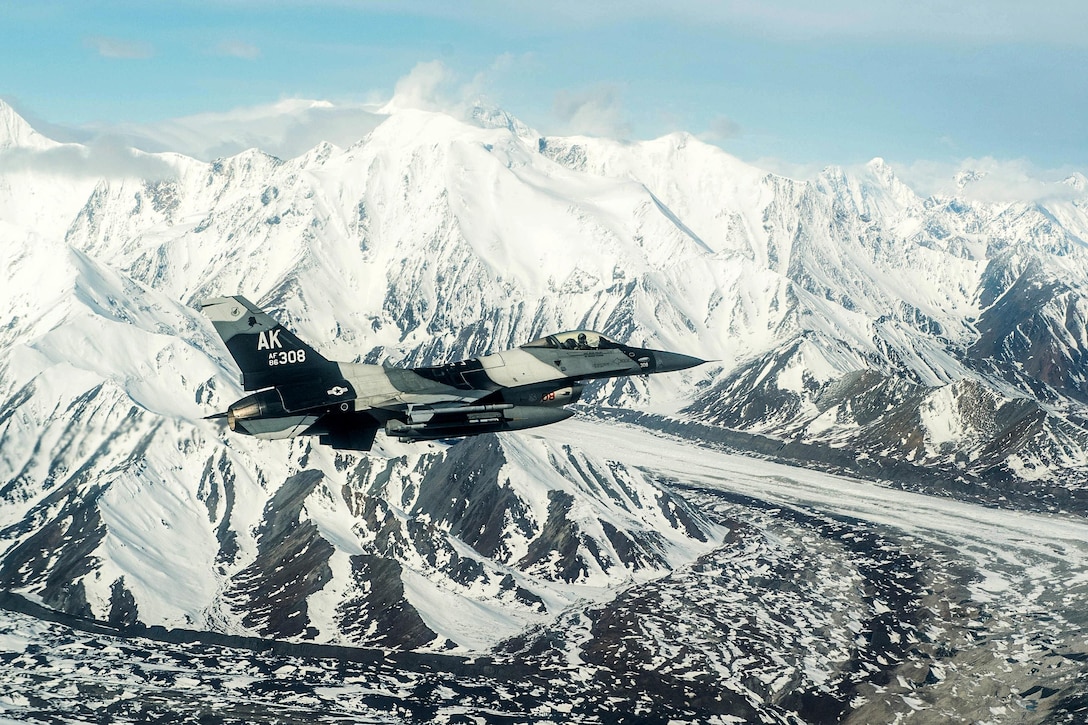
[[2, 98, 1088, 722]]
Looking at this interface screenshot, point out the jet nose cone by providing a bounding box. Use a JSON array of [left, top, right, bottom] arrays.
[[651, 351, 707, 373]]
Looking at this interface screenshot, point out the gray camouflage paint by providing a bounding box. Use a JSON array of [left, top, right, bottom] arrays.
[[201, 295, 704, 450]]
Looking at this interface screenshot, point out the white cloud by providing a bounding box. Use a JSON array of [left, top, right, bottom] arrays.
[[103, 99, 387, 160], [381, 60, 456, 113], [892, 157, 1085, 204], [10, 60, 529, 164], [86, 36, 153, 59], [0, 138, 175, 179], [552, 84, 630, 138], [465, 52, 536, 104], [378, 58, 540, 130], [700, 115, 743, 143]]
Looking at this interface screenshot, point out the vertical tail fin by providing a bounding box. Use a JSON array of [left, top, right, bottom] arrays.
[[201, 295, 339, 390]]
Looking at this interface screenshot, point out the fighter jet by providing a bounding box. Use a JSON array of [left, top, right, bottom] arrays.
[[201, 295, 705, 451]]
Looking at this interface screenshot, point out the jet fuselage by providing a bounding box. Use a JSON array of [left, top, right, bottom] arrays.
[[202, 296, 704, 451]]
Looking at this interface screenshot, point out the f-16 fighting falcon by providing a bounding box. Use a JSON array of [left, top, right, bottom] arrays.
[[201, 295, 706, 451]]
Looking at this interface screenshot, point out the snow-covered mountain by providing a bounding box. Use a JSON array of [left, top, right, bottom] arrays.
[[536, 136, 1088, 499], [2, 96, 1088, 661]]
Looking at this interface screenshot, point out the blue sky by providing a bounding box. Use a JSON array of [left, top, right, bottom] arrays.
[[2, 1, 1086, 184]]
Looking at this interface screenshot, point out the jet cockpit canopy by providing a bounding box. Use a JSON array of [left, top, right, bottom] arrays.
[[523, 330, 619, 350]]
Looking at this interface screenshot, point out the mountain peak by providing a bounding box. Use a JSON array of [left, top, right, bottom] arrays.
[[469, 103, 536, 139], [0, 99, 55, 151], [864, 156, 898, 185], [955, 168, 986, 190], [1062, 172, 1088, 193]]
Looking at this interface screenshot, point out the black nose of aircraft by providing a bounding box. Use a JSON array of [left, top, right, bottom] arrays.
[[645, 350, 708, 373]]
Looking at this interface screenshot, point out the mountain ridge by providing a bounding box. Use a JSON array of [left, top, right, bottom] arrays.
[[2, 99, 1088, 656]]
